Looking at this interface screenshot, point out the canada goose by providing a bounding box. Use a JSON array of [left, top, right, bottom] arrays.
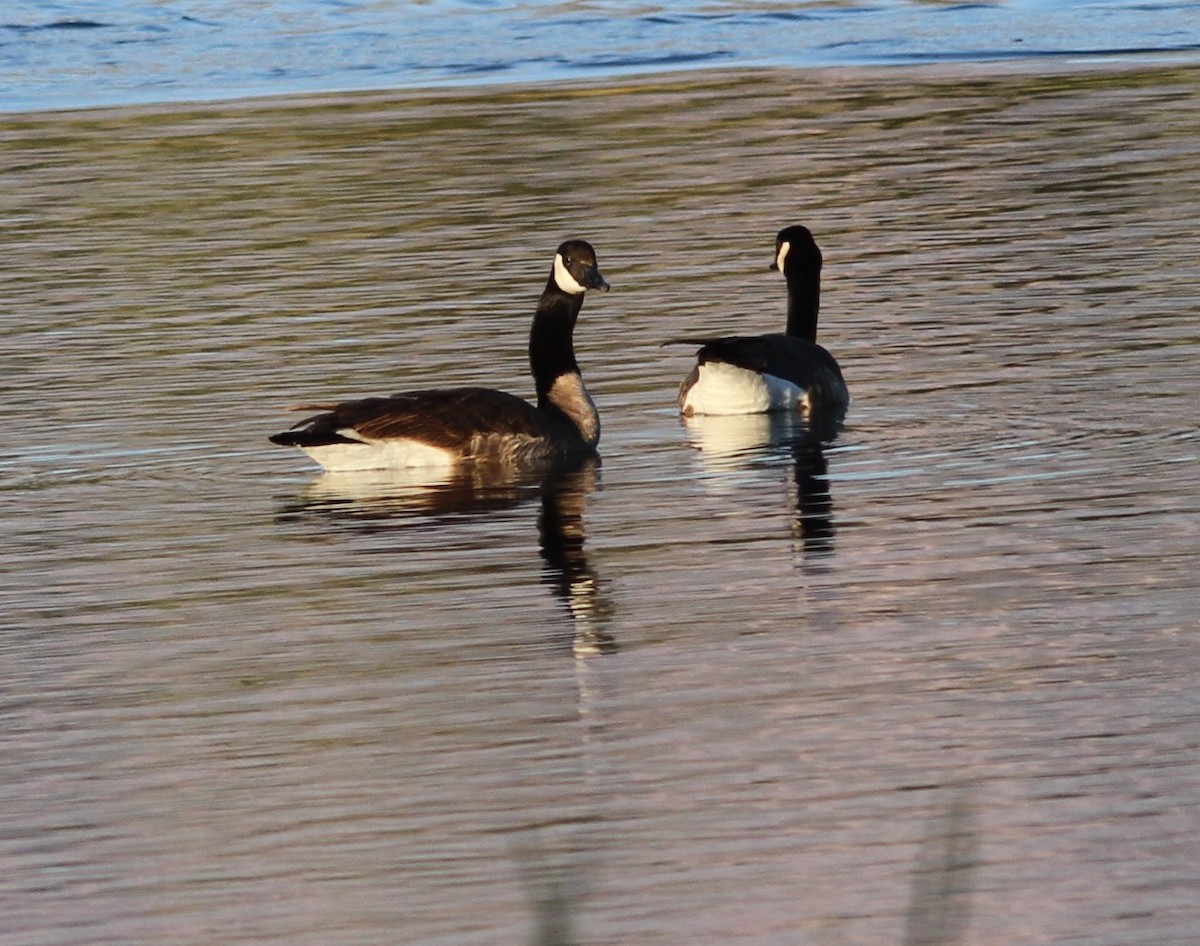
[[270, 239, 610, 472], [674, 225, 848, 421]]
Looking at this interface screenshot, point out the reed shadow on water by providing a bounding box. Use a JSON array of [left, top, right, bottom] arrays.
[[903, 792, 979, 946], [510, 789, 979, 945]]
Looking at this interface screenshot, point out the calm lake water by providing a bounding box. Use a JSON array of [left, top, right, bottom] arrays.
[[4, 62, 1200, 944], [4, 0, 1200, 111]]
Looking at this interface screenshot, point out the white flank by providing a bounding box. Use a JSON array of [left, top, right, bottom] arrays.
[[553, 253, 589, 295], [300, 431, 458, 473], [775, 240, 791, 273], [682, 361, 809, 416]]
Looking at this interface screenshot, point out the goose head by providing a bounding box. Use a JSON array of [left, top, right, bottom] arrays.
[[552, 239, 610, 295], [770, 225, 822, 276]]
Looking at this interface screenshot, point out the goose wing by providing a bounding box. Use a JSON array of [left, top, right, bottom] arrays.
[[677, 334, 844, 385], [272, 387, 557, 449]]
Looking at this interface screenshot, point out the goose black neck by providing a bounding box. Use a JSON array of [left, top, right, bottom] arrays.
[[530, 279, 584, 402], [785, 266, 821, 343]]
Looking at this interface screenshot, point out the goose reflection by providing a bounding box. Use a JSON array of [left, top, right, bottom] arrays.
[[536, 463, 616, 655], [276, 458, 614, 655], [682, 412, 837, 558]]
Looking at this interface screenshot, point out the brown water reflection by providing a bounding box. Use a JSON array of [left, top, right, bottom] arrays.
[[3, 65, 1200, 945]]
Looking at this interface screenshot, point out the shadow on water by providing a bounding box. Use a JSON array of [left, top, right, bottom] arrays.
[[904, 792, 979, 946], [682, 412, 838, 559], [512, 833, 599, 946], [275, 457, 616, 656]]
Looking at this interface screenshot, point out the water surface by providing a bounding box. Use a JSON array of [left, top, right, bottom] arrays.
[[3, 65, 1200, 944], [3, 0, 1200, 111]]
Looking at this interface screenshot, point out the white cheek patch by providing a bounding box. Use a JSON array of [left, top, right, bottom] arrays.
[[553, 253, 589, 295], [775, 240, 791, 273]]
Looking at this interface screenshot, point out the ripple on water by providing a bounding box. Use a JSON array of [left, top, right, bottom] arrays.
[[3, 66, 1200, 945]]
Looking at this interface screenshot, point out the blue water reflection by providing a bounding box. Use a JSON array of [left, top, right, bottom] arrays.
[[4, 0, 1200, 111]]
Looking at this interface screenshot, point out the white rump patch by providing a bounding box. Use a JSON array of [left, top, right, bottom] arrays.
[[553, 253, 589, 295], [681, 361, 810, 416], [300, 431, 458, 473], [775, 240, 791, 273]]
